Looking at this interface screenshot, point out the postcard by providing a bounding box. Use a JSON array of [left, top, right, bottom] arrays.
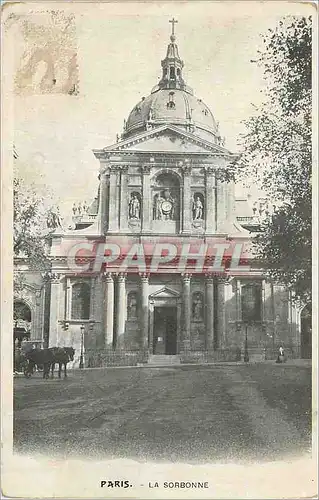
[[1, 1, 317, 498]]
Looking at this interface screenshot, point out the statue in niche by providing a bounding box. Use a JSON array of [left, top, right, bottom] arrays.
[[193, 293, 203, 321], [153, 193, 164, 220], [192, 195, 204, 220], [128, 294, 137, 319], [128, 193, 141, 219], [154, 189, 176, 220]]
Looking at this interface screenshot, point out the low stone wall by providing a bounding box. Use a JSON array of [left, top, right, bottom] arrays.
[[82, 345, 303, 368], [85, 349, 148, 368], [180, 348, 242, 364]]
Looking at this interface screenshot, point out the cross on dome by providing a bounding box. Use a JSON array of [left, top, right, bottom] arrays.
[[169, 17, 178, 40]]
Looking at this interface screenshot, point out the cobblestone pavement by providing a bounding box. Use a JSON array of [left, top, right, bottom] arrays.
[[13, 364, 312, 462]]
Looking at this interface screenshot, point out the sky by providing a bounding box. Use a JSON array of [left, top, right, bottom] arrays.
[[8, 1, 312, 219]]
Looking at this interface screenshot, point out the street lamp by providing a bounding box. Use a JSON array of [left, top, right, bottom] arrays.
[[79, 323, 85, 369], [244, 323, 249, 363]]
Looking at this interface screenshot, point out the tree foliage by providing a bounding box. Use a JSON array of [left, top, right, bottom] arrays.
[[14, 176, 61, 290], [236, 16, 312, 302]]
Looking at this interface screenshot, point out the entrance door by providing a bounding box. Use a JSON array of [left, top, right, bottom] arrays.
[[153, 307, 177, 355]]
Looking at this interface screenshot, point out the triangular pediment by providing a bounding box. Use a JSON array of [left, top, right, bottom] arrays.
[[150, 286, 180, 299], [102, 125, 231, 155]]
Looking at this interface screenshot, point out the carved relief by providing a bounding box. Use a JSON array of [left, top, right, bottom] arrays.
[[152, 172, 180, 222], [153, 189, 177, 220]]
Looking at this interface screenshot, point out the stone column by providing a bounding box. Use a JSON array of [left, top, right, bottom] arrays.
[[119, 165, 128, 231], [104, 273, 114, 346], [33, 292, 42, 340], [108, 165, 119, 232], [182, 274, 191, 350], [235, 279, 242, 324], [227, 180, 236, 223], [93, 274, 104, 349], [182, 163, 192, 233], [115, 274, 126, 347], [205, 275, 214, 350], [140, 274, 149, 350], [39, 288, 46, 343], [48, 273, 61, 347], [141, 164, 151, 232], [218, 177, 229, 232], [98, 171, 109, 234], [205, 166, 216, 233], [217, 278, 226, 347], [65, 277, 71, 320]]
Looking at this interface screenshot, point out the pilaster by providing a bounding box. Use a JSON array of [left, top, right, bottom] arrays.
[[99, 171, 109, 234], [104, 273, 114, 346], [140, 273, 149, 349], [108, 165, 119, 232], [205, 274, 215, 349], [217, 277, 227, 348], [205, 166, 216, 233], [182, 162, 192, 233], [182, 274, 191, 349], [119, 165, 129, 230], [115, 273, 126, 347], [141, 164, 151, 232], [48, 273, 61, 347]]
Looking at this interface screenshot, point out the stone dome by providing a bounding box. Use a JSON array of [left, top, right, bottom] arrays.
[[124, 88, 220, 143], [122, 23, 221, 144]]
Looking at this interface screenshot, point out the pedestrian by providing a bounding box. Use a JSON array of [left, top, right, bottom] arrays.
[[276, 345, 285, 363]]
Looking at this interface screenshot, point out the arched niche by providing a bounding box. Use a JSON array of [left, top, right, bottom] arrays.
[[192, 192, 205, 221], [127, 291, 138, 320], [152, 171, 180, 223], [128, 191, 142, 220], [192, 292, 204, 322]]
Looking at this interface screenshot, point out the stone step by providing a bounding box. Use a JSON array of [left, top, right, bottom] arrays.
[[148, 355, 181, 366]]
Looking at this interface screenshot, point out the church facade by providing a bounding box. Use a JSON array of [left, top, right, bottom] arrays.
[[15, 24, 309, 366]]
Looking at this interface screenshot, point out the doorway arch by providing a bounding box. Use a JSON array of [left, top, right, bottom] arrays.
[[14, 300, 32, 346]]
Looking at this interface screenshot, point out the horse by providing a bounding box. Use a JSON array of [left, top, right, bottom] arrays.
[[50, 347, 75, 378], [24, 348, 55, 379]]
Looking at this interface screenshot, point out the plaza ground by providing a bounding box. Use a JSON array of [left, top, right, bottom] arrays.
[[14, 363, 312, 463]]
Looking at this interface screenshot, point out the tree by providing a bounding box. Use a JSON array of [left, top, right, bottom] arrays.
[[236, 16, 312, 302], [14, 176, 62, 293]]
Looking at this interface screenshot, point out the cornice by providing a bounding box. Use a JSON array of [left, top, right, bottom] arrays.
[[98, 124, 235, 157]]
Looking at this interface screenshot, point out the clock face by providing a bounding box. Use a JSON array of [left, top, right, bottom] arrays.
[[161, 201, 172, 213]]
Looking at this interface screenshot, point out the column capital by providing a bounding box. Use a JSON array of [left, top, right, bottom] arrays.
[[205, 165, 215, 176], [48, 272, 61, 284], [181, 273, 192, 283], [139, 272, 150, 283], [99, 170, 109, 180], [181, 164, 192, 176], [140, 164, 152, 174], [217, 275, 230, 285], [205, 273, 215, 284], [120, 164, 129, 173], [109, 164, 118, 174], [115, 272, 127, 283], [103, 272, 114, 283]]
